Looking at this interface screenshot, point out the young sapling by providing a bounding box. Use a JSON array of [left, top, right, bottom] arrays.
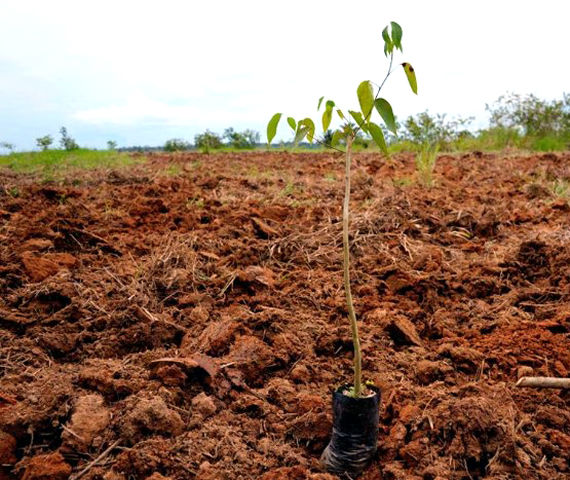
[[267, 21, 417, 398], [267, 21, 418, 477]]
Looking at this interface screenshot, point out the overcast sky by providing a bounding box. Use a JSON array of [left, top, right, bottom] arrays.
[[1, 0, 568, 150]]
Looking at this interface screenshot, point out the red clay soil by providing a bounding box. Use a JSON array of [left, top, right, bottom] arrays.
[[1, 150, 570, 479]]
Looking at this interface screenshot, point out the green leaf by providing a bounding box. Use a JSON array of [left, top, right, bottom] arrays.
[[368, 122, 388, 154], [317, 96, 324, 111], [357, 80, 374, 120], [322, 100, 335, 133], [390, 22, 403, 51], [322, 109, 333, 133], [287, 117, 296, 131], [303, 117, 315, 142], [374, 98, 397, 135], [267, 113, 282, 145], [332, 130, 344, 147], [348, 110, 369, 134], [382, 26, 390, 44], [382, 26, 393, 57], [336, 109, 346, 121], [294, 125, 308, 146], [402, 63, 418, 94]]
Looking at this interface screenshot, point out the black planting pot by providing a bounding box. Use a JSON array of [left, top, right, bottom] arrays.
[[320, 385, 380, 478]]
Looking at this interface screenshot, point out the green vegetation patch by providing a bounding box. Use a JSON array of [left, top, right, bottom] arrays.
[[0, 149, 145, 178]]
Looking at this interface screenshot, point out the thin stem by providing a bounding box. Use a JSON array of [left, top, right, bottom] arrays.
[[309, 51, 399, 154], [317, 53, 396, 152], [343, 136, 361, 396], [310, 135, 345, 154], [353, 52, 395, 138]]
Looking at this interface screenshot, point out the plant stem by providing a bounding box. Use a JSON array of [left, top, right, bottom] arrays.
[[343, 136, 362, 396], [353, 52, 395, 139]]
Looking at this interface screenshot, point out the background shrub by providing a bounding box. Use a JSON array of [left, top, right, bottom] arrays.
[[164, 138, 191, 152], [194, 130, 222, 152]]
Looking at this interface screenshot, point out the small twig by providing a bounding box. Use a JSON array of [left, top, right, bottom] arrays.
[[463, 459, 475, 480], [25, 427, 34, 456], [103, 266, 127, 289], [218, 272, 237, 297], [478, 358, 486, 381], [61, 424, 85, 442], [71, 228, 117, 249], [219, 361, 237, 369], [486, 445, 502, 471], [70, 439, 121, 480], [69, 234, 84, 249], [516, 377, 570, 389], [285, 356, 305, 376], [87, 300, 110, 316], [135, 305, 187, 333]]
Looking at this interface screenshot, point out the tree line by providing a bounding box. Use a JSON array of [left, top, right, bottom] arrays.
[[1, 92, 568, 154]]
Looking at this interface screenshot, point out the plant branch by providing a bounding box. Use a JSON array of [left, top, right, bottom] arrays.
[[353, 52, 395, 138], [309, 135, 346, 154], [343, 136, 362, 396], [315, 52, 396, 152]]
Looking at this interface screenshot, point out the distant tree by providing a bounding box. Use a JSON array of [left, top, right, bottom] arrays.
[[194, 130, 222, 153], [242, 129, 261, 147], [164, 138, 191, 152], [60, 127, 79, 151], [223, 127, 260, 149], [107, 140, 118, 150], [402, 110, 473, 148], [223, 128, 246, 148], [36, 135, 53, 151], [0, 141, 14, 152], [486, 92, 570, 137]]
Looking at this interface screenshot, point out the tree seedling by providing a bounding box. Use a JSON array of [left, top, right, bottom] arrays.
[[267, 21, 417, 398]]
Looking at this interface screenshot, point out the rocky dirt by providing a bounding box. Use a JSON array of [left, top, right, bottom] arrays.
[[1, 150, 570, 479]]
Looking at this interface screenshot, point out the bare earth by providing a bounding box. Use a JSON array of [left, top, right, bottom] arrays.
[[1, 151, 570, 479]]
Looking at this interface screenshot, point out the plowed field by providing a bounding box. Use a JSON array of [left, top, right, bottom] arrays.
[[1, 151, 570, 479]]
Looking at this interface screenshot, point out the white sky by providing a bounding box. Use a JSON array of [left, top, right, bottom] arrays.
[[1, 0, 569, 150]]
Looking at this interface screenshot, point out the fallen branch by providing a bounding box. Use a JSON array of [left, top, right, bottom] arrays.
[[516, 376, 570, 389]]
